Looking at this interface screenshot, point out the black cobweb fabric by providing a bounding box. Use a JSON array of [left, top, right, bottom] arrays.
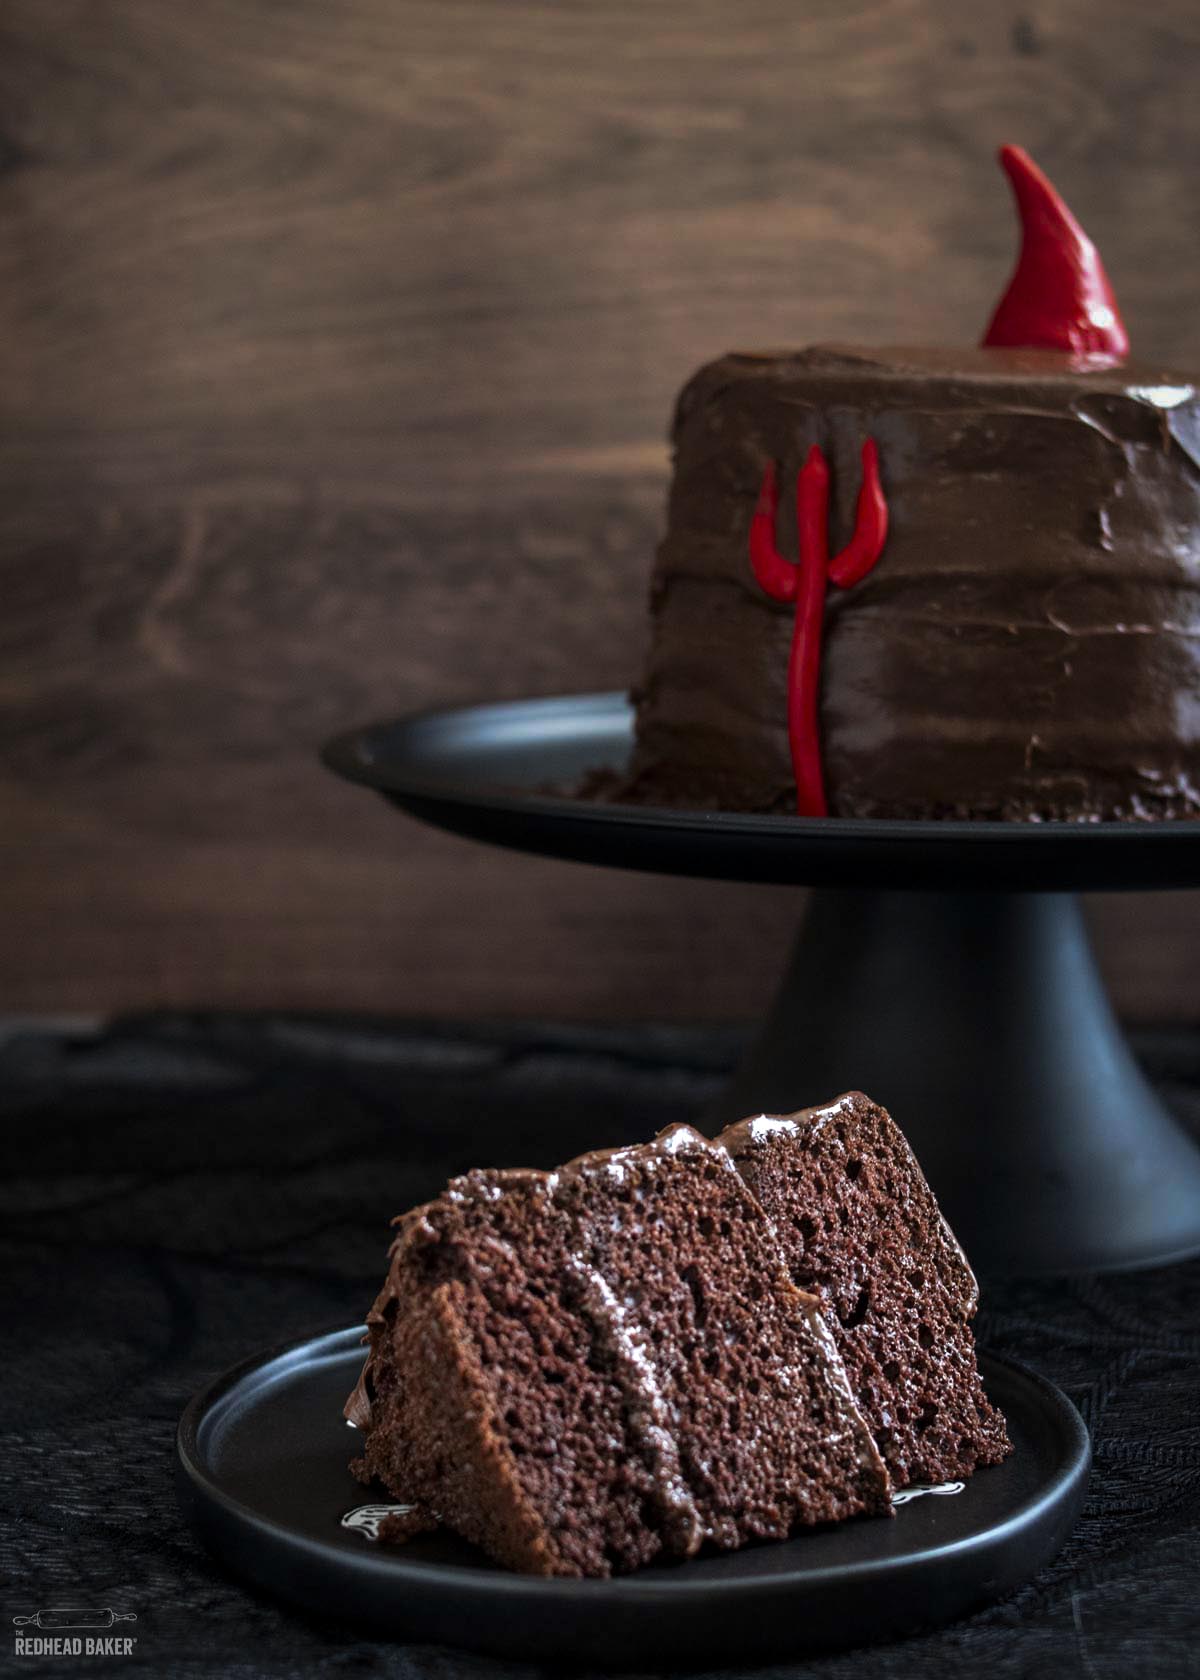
[[2, 1014, 1198, 1678]]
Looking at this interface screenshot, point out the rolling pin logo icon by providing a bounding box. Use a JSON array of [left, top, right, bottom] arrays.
[[13, 1608, 137, 1630]]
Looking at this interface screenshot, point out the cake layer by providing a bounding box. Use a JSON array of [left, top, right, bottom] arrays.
[[346, 1167, 668, 1575], [628, 345, 1200, 820], [552, 1125, 891, 1548], [721, 1094, 1011, 1487]]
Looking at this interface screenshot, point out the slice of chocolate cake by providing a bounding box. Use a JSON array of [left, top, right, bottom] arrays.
[[345, 1125, 891, 1577], [720, 1094, 1011, 1488]]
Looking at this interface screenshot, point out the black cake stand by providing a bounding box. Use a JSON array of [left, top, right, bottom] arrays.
[[323, 691, 1200, 1276]]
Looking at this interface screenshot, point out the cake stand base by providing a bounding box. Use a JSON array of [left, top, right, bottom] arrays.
[[716, 890, 1200, 1276]]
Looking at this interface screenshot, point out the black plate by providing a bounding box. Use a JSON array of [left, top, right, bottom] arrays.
[[322, 692, 1200, 890], [176, 1325, 1090, 1667]]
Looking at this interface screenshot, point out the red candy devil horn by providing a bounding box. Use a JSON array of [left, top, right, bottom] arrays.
[[981, 144, 1128, 361]]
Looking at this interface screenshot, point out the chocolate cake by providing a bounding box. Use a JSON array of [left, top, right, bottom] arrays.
[[618, 147, 1200, 821], [721, 1094, 1011, 1487], [345, 1125, 892, 1576]]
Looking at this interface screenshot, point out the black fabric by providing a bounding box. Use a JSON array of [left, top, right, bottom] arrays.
[[2, 1013, 1198, 1678]]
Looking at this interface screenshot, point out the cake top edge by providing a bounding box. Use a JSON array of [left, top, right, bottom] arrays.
[[691, 343, 1197, 397], [389, 1127, 728, 1230], [550, 1121, 731, 1189], [719, 1091, 873, 1147]]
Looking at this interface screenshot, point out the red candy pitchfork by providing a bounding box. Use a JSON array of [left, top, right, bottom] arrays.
[[749, 440, 888, 816]]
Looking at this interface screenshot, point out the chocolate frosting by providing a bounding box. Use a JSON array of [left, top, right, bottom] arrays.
[[627, 345, 1200, 819]]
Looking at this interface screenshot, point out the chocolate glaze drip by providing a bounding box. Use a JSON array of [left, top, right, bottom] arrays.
[[625, 345, 1200, 820]]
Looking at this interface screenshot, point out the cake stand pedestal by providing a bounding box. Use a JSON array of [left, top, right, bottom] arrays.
[[324, 691, 1200, 1276], [727, 889, 1200, 1274]]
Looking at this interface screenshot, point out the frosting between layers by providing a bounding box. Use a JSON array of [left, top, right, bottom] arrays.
[[562, 1257, 703, 1553]]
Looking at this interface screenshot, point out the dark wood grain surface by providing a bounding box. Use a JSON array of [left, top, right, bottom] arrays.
[[3, 0, 1199, 1019]]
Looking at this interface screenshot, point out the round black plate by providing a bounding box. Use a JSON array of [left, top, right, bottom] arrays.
[[176, 1325, 1090, 1667], [322, 692, 1200, 890]]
